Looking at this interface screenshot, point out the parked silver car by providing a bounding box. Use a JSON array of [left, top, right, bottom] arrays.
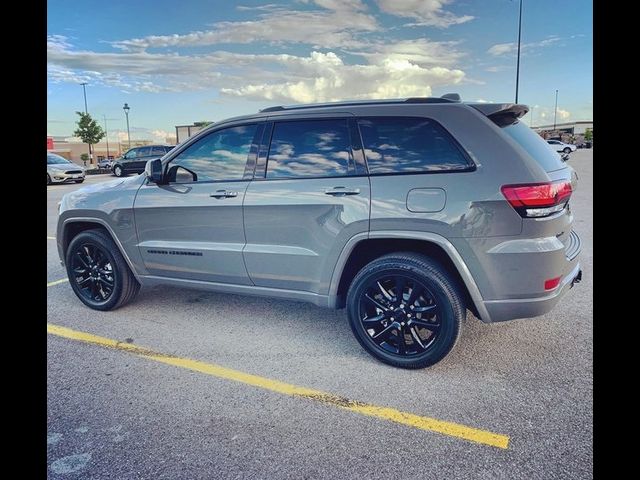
[[47, 153, 85, 185], [56, 94, 581, 369]]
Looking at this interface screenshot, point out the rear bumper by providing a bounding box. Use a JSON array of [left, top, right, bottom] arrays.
[[483, 261, 582, 322]]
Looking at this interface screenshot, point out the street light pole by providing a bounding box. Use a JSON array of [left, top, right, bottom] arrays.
[[103, 115, 110, 161], [553, 89, 559, 131], [80, 82, 93, 165], [515, 0, 523, 103], [123, 103, 131, 149]]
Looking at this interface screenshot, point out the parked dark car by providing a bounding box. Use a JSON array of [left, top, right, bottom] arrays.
[[111, 145, 175, 177]]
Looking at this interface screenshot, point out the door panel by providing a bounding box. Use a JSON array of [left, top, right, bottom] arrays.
[[243, 116, 370, 294], [133, 122, 263, 284], [243, 178, 370, 293], [134, 181, 251, 284]]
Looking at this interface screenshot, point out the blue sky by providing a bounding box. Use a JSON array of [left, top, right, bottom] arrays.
[[47, 0, 592, 142]]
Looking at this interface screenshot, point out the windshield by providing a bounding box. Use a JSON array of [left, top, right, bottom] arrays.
[[502, 121, 565, 172], [47, 154, 71, 165]]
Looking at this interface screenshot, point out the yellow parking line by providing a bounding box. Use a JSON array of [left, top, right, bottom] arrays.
[[47, 323, 510, 449], [47, 236, 56, 240], [47, 278, 68, 287]]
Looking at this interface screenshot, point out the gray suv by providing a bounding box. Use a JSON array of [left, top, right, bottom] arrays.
[[111, 145, 174, 177], [56, 95, 582, 369]]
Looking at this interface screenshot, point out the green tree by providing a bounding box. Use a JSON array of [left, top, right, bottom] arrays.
[[584, 128, 593, 142], [73, 111, 105, 164]]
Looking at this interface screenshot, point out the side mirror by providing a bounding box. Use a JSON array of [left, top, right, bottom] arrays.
[[145, 158, 164, 184]]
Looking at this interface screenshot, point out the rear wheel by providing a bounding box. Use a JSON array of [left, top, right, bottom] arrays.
[[47, 173, 51, 185], [113, 165, 124, 177], [346, 252, 464, 369], [563, 147, 572, 154], [65, 229, 140, 311]]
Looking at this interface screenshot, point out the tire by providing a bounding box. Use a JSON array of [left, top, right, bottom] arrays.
[[346, 252, 464, 369], [563, 147, 571, 154], [47, 173, 51, 185], [113, 165, 124, 177], [65, 229, 140, 311], [75, 179, 84, 183]]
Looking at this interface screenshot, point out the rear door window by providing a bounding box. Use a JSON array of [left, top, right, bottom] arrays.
[[266, 119, 353, 178], [137, 147, 152, 158], [502, 121, 565, 172], [151, 146, 166, 157], [357, 117, 472, 174]]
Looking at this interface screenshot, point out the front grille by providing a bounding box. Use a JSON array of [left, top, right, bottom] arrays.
[[64, 170, 83, 174]]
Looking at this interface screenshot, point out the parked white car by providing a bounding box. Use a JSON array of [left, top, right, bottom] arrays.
[[546, 140, 577, 154], [47, 153, 86, 185]]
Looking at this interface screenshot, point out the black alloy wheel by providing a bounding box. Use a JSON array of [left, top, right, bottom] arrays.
[[358, 275, 441, 356], [65, 229, 140, 311], [70, 242, 116, 304], [346, 252, 464, 369]]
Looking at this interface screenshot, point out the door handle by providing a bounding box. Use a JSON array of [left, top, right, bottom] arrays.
[[210, 190, 238, 199], [324, 187, 361, 196]]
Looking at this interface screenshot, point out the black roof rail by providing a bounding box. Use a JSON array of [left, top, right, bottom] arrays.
[[258, 94, 462, 113]]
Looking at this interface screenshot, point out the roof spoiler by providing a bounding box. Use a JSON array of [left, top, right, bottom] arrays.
[[471, 103, 529, 127]]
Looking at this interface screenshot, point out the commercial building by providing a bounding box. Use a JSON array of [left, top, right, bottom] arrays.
[[175, 124, 210, 143]]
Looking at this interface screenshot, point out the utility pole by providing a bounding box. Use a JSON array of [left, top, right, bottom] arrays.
[[80, 82, 93, 165], [515, 0, 523, 103], [103, 115, 110, 161], [553, 89, 559, 131]]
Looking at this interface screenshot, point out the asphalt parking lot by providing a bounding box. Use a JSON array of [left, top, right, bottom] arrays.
[[47, 150, 593, 479]]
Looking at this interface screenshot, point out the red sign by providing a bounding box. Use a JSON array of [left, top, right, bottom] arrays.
[[47, 137, 54, 150]]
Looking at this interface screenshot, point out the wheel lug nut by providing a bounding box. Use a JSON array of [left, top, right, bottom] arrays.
[[401, 322, 405, 326], [390, 317, 394, 321], [410, 305, 414, 310]]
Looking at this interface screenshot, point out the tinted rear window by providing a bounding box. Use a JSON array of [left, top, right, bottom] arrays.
[[358, 117, 472, 174], [502, 121, 565, 172]]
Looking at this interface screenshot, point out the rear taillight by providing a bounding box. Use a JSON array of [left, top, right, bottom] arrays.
[[501, 181, 572, 218]]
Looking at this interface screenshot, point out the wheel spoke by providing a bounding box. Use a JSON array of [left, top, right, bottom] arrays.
[[409, 326, 426, 350], [409, 318, 441, 330], [362, 313, 385, 325], [77, 276, 92, 286], [377, 281, 392, 300], [372, 322, 397, 340], [100, 276, 114, 287], [75, 252, 90, 269], [413, 304, 437, 314], [394, 277, 406, 305], [364, 294, 389, 312], [407, 285, 423, 305], [396, 326, 406, 354]]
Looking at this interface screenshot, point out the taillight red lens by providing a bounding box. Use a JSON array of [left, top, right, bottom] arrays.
[[501, 181, 572, 217]]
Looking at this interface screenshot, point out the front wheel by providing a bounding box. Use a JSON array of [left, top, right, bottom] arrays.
[[65, 229, 140, 311], [75, 179, 84, 183], [47, 173, 51, 185], [563, 147, 572, 154], [346, 252, 464, 369], [113, 165, 124, 177]]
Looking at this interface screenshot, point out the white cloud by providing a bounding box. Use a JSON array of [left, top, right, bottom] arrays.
[[557, 108, 571, 120], [151, 129, 172, 142], [48, 35, 466, 102], [487, 36, 562, 56], [375, 0, 473, 27], [354, 38, 465, 67], [219, 52, 464, 103], [112, 1, 377, 52]]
